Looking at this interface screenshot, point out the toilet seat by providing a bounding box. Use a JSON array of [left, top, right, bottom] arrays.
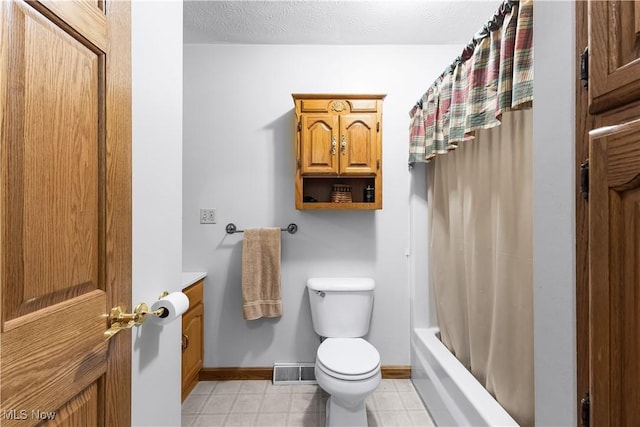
[[316, 338, 380, 381]]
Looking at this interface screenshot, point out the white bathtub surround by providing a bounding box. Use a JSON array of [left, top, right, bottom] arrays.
[[411, 328, 517, 426]]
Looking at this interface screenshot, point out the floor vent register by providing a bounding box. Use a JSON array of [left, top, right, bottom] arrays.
[[272, 363, 317, 385]]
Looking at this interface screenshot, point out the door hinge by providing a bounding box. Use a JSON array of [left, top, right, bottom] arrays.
[[376, 159, 380, 170], [580, 159, 589, 201], [580, 47, 589, 90], [297, 159, 301, 169], [581, 391, 590, 427], [377, 122, 380, 132], [297, 121, 302, 132]]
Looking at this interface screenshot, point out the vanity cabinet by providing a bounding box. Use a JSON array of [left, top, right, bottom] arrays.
[[293, 94, 385, 210], [181, 279, 204, 401]]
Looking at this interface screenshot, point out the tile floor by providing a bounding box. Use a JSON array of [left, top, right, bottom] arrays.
[[182, 379, 434, 427]]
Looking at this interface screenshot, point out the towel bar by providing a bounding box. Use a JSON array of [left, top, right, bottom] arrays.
[[225, 223, 298, 235]]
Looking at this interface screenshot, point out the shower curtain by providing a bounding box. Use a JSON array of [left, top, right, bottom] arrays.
[[427, 109, 533, 426], [407, 0, 534, 424]]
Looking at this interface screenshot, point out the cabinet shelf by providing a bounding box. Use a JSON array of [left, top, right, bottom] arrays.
[[299, 201, 381, 210]]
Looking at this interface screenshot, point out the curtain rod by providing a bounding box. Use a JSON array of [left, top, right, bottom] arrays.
[[416, 0, 519, 108]]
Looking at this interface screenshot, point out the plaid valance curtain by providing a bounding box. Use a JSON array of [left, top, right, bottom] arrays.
[[408, 0, 533, 164]]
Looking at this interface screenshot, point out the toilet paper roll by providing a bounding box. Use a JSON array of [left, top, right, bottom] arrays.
[[150, 291, 189, 324]]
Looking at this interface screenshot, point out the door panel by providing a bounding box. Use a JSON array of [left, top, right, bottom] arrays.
[[1, 291, 107, 419], [0, 0, 131, 425], [339, 114, 377, 175], [589, 0, 640, 113], [3, 0, 104, 320], [36, 0, 107, 51], [589, 117, 640, 426], [52, 384, 100, 426], [301, 114, 339, 175]]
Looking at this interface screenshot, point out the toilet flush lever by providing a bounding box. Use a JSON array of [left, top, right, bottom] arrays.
[[313, 290, 326, 297]]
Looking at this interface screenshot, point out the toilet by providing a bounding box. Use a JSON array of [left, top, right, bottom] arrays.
[[307, 278, 381, 427]]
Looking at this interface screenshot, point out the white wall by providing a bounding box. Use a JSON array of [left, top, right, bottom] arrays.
[[131, 1, 183, 426], [533, 1, 576, 425], [183, 44, 462, 367]]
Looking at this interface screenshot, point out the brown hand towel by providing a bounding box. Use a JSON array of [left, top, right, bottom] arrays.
[[241, 228, 282, 320]]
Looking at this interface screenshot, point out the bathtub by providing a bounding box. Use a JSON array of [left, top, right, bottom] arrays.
[[411, 327, 518, 426]]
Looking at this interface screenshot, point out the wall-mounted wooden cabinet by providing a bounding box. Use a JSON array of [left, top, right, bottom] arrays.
[[293, 94, 385, 210]]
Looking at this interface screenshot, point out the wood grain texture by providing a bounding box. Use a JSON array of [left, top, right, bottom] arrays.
[[182, 303, 204, 400], [33, 0, 107, 51], [589, 0, 640, 113], [636, 0, 640, 36], [49, 384, 99, 427], [0, 291, 108, 426], [199, 366, 411, 381], [380, 366, 411, 379], [301, 115, 339, 175], [588, 135, 611, 427], [574, 1, 593, 422], [1, 0, 103, 321], [200, 367, 274, 381], [589, 119, 640, 426], [298, 201, 382, 210], [21, 6, 100, 300], [182, 280, 204, 401], [339, 114, 377, 175], [103, 0, 131, 426]]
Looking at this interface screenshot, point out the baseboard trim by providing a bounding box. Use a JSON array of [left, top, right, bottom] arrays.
[[200, 367, 273, 381], [381, 365, 411, 379], [199, 365, 411, 381]]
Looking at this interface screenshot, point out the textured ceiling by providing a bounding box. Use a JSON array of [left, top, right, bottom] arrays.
[[184, 1, 501, 45]]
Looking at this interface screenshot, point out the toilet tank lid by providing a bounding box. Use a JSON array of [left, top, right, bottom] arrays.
[[307, 277, 375, 292]]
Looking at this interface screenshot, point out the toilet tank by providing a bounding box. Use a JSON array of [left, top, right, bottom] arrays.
[[307, 278, 375, 338]]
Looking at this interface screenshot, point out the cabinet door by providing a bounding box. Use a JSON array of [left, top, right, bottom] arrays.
[[589, 117, 640, 425], [339, 114, 378, 175], [182, 302, 204, 396], [589, 0, 640, 113], [300, 114, 339, 175]]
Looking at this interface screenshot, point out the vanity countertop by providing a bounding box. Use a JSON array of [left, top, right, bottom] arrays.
[[181, 272, 207, 289]]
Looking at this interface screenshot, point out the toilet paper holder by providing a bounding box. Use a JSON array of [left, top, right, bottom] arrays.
[[104, 291, 170, 340]]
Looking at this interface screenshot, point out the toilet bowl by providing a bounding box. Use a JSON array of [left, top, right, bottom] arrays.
[[315, 338, 381, 426]]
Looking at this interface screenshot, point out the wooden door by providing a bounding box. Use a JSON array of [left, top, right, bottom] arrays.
[[589, 0, 640, 113], [589, 118, 640, 426], [339, 114, 378, 176], [300, 114, 339, 175], [0, 0, 131, 426]]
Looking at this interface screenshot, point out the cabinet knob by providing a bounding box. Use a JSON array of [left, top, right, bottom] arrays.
[[341, 135, 347, 154], [331, 135, 337, 155]]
